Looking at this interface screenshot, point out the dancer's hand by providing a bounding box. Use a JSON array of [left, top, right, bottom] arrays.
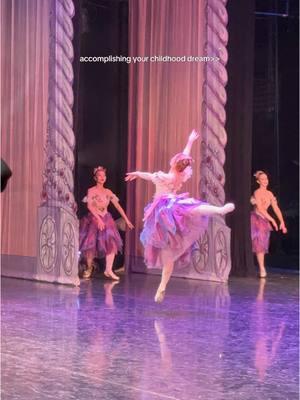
[[271, 218, 278, 231], [125, 172, 138, 182], [97, 218, 105, 231], [188, 129, 200, 143], [280, 222, 287, 234], [125, 218, 134, 229]]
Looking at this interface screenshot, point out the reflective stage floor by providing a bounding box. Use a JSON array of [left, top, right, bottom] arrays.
[[1, 271, 299, 400]]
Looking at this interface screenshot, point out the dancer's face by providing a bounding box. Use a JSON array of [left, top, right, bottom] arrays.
[[175, 159, 191, 172], [257, 173, 269, 188], [95, 171, 107, 185]]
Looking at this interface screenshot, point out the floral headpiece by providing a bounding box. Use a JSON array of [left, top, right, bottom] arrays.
[[253, 170, 266, 179], [93, 166, 106, 176], [169, 153, 194, 168]]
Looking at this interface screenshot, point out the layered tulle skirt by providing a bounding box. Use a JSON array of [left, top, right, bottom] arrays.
[[140, 193, 209, 269], [79, 212, 122, 259], [250, 211, 272, 253]]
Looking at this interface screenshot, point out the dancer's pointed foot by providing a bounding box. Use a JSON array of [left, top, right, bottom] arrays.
[[221, 203, 235, 215], [154, 288, 166, 303], [104, 270, 120, 281]]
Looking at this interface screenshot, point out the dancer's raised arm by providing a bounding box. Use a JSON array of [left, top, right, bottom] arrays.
[[182, 129, 200, 156], [125, 171, 154, 182]]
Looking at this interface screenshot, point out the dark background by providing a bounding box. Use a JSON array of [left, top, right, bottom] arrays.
[[73, 0, 299, 274], [252, 0, 299, 269], [73, 0, 129, 220]]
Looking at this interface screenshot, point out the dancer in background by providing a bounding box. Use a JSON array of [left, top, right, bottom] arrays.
[[126, 130, 235, 302], [80, 166, 134, 280], [250, 170, 287, 278]]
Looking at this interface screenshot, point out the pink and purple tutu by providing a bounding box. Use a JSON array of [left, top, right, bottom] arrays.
[[250, 211, 272, 253], [140, 193, 209, 269], [79, 212, 122, 259]]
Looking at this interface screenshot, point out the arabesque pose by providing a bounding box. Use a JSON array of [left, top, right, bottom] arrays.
[[126, 130, 235, 302]]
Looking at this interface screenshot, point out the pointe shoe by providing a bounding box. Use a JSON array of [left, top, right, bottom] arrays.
[[104, 271, 120, 281], [154, 288, 166, 303], [259, 272, 267, 278], [82, 266, 93, 279], [221, 203, 235, 215], [259, 267, 267, 278]]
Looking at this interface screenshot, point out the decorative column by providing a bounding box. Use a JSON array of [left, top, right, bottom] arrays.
[[36, 0, 79, 286], [191, 0, 231, 282]]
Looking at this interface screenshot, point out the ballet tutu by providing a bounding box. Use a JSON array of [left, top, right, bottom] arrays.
[[250, 211, 272, 253], [79, 212, 122, 259], [140, 193, 209, 269]]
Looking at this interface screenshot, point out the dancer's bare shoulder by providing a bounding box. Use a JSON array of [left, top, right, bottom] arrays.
[[254, 188, 272, 198], [87, 186, 97, 193]]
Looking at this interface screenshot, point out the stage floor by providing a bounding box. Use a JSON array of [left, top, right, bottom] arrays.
[[1, 271, 299, 400]]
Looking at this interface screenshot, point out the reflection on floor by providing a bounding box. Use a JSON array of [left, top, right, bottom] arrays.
[[1, 271, 299, 400]]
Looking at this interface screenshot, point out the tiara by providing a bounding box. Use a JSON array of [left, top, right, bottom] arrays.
[[169, 153, 194, 167], [93, 166, 106, 175], [253, 170, 265, 179]]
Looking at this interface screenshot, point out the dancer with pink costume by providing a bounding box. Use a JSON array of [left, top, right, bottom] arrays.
[[80, 166, 134, 280], [250, 170, 287, 278], [126, 130, 235, 303]]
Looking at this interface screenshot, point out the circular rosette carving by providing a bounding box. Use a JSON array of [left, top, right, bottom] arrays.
[[214, 229, 228, 275], [39, 216, 57, 272], [62, 221, 76, 275], [192, 231, 209, 273]]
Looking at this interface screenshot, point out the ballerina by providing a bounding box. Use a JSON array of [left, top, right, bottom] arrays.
[[80, 166, 134, 280], [250, 170, 287, 278], [126, 130, 235, 302]]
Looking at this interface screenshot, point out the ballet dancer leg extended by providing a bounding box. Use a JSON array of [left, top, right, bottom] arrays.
[[192, 202, 235, 217], [104, 253, 120, 280], [155, 260, 174, 303], [256, 252, 267, 278]]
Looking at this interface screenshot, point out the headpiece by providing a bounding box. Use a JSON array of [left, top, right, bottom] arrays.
[[169, 153, 194, 168], [93, 166, 106, 176], [253, 170, 266, 179]]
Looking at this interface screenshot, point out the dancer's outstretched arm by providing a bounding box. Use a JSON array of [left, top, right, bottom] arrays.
[[125, 171, 154, 182], [182, 129, 200, 156]]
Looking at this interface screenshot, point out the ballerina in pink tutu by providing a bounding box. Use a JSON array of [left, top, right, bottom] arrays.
[[126, 130, 235, 302], [250, 171, 287, 278], [80, 166, 134, 280]]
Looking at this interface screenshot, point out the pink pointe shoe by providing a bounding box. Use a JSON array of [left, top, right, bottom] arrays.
[[104, 271, 120, 281], [82, 266, 93, 279], [221, 203, 235, 215], [154, 288, 166, 303], [259, 267, 267, 279]]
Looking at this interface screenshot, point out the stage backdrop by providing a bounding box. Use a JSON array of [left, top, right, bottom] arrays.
[[126, 0, 232, 281], [1, 0, 49, 275], [225, 0, 255, 276], [127, 0, 205, 268]]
